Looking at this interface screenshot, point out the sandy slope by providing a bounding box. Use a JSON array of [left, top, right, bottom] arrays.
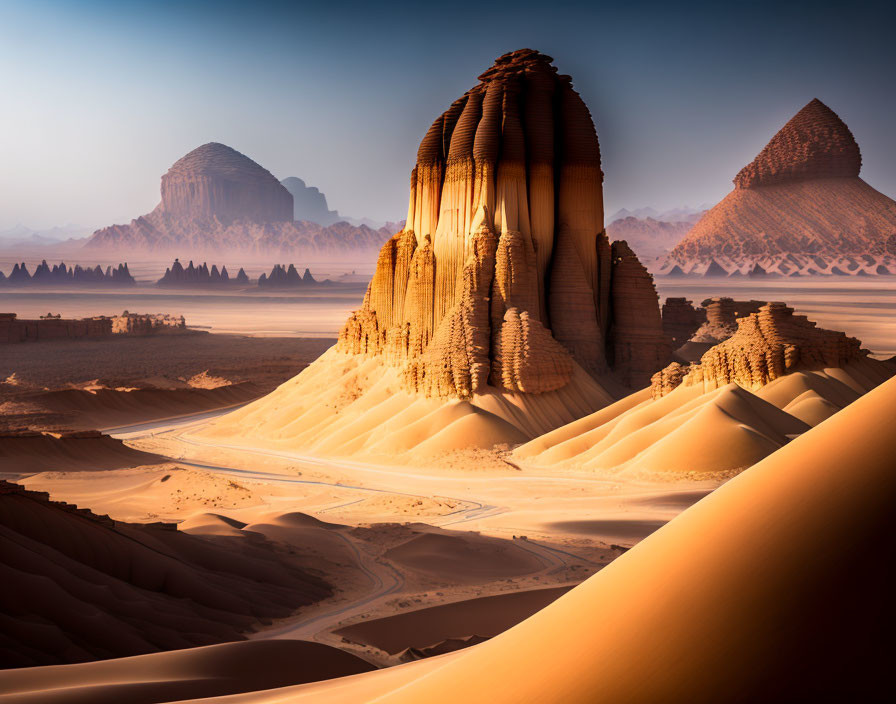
[[0, 641, 373, 704], [335, 586, 571, 656], [516, 359, 890, 475], [194, 347, 616, 463], [38, 356, 894, 701], [0, 432, 163, 472], [225, 372, 896, 703]]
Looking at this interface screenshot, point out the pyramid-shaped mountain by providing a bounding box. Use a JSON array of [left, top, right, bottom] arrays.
[[665, 99, 896, 276]]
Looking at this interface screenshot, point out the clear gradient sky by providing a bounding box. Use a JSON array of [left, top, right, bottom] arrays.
[[1, 0, 894, 229]]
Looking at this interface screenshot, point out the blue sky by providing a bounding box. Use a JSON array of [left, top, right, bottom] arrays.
[[1, 0, 893, 228]]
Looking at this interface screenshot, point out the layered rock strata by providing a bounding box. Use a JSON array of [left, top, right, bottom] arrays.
[[337, 50, 668, 396], [661, 298, 706, 347], [664, 99, 896, 275], [650, 303, 865, 398], [159, 143, 292, 222]]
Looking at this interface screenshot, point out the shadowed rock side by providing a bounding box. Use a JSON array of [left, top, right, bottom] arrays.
[[664, 99, 896, 275], [281, 176, 340, 225], [651, 303, 865, 398], [338, 49, 669, 396], [86, 143, 393, 255]]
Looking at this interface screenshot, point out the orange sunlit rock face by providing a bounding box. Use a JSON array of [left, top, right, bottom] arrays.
[[338, 49, 669, 395]]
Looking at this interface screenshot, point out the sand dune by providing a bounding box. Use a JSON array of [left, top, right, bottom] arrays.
[[0, 431, 162, 473], [18, 466, 266, 522], [516, 360, 889, 475], [278, 373, 896, 703], [0, 481, 331, 668], [17, 383, 262, 431], [57, 351, 896, 703], [381, 528, 545, 585], [336, 586, 571, 656], [195, 347, 613, 463], [0, 640, 373, 704]]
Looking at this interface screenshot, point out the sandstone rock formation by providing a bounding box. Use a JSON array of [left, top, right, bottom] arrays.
[[197, 51, 673, 463], [663, 99, 896, 276], [281, 176, 340, 225], [650, 303, 865, 398], [0, 261, 134, 286], [337, 49, 669, 395], [691, 297, 765, 343], [111, 311, 187, 335], [0, 312, 112, 343], [661, 297, 705, 347], [86, 144, 393, 255]]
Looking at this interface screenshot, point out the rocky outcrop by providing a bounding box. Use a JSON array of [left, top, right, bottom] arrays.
[[0, 313, 112, 343], [110, 311, 186, 335], [281, 177, 340, 225], [650, 303, 865, 398], [337, 50, 668, 396], [1, 261, 135, 286], [86, 144, 393, 255], [689, 297, 766, 343], [664, 99, 896, 276], [661, 297, 706, 347]]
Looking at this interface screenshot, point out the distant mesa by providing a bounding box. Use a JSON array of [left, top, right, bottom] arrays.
[[281, 176, 341, 225], [664, 99, 896, 276], [86, 142, 394, 255], [0, 260, 135, 286], [198, 49, 674, 463], [158, 142, 292, 222]]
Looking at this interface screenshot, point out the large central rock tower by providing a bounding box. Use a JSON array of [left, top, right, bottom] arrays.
[[339, 49, 668, 393]]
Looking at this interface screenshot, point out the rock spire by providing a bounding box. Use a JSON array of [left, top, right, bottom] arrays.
[[338, 49, 669, 395]]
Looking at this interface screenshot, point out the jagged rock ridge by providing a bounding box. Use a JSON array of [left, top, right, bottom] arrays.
[[337, 49, 669, 393], [1, 261, 134, 286], [664, 99, 896, 276]]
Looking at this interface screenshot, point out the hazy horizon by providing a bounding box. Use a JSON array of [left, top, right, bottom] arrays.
[[1, 0, 894, 230]]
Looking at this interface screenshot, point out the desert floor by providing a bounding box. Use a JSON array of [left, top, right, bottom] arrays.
[[4, 278, 895, 674]]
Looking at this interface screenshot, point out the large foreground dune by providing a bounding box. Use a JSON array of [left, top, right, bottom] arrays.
[[11, 352, 894, 702]]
